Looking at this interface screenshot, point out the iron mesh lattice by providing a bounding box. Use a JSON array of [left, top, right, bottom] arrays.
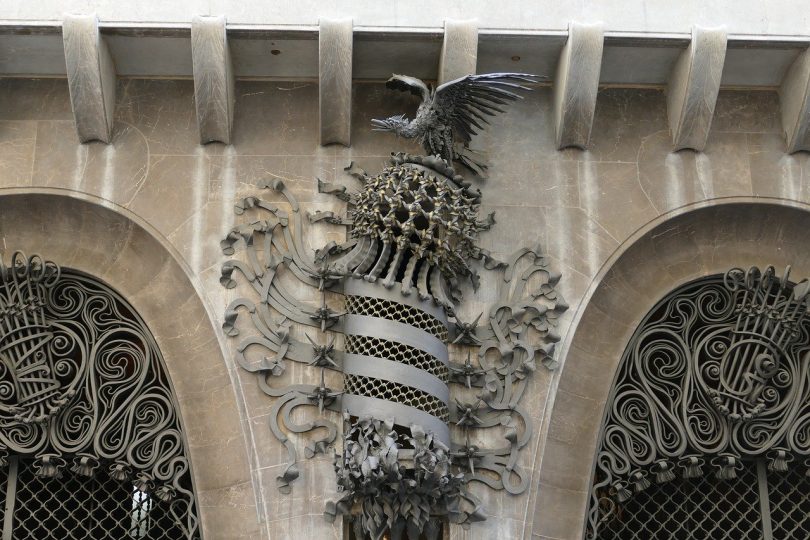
[[343, 374, 449, 421], [768, 467, 810, 538], [11, 458, 193, 539], [597, 464, 763, 539], [344, 334, 450, 383], [345, 295, 449, 342]]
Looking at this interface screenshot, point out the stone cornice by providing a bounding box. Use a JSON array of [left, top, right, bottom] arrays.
[[2, 18, 809, 152], [0, 22, 806, 87]]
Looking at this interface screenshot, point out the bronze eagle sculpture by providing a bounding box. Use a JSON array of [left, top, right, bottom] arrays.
[[371, 73, 539, 176]]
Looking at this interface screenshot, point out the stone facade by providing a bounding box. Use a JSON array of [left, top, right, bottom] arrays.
[[0, 74, 808, 539]]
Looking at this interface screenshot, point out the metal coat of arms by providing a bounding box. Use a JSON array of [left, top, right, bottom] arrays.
[[221, 73, 566, 539]]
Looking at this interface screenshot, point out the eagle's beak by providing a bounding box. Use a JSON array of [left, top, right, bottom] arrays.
[[370, 118, 389, 131]]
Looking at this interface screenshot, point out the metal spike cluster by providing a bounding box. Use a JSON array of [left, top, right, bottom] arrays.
[[349, 162, 486, 280]]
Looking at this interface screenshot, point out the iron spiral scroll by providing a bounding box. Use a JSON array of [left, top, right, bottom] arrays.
[[0, 252, 200, 539], [588, 265, 810, 538]]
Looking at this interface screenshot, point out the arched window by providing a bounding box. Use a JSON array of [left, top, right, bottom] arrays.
[[587, 267, 810, 539], [0, 253, 199, 539]]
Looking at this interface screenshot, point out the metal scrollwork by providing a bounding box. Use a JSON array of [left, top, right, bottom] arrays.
[[587, 266, 810, 538], [0, 252, 199, 538]]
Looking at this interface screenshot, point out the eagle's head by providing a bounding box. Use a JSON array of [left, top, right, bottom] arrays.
[[371, 114, 412, 138]]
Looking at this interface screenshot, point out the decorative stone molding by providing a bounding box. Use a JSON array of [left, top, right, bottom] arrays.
[[62, 13, 117, 143], [552, 21, 604, 150], [191, 15, 234, 145], [667, 25, 727, 151], [439, 19, 479, 85], [319, 18, 353, 146], [779, 46, 810, 153]]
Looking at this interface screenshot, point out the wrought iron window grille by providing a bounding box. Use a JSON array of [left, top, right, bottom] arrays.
[[588, 267, 810, 539], [0, 253, 200, 539]]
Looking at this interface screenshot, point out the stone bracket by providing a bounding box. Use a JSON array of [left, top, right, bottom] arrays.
[[552, 22, 604, 150], [438, 19, 478, 85], [62, 14, 117, 144], [191, 15, 234, 145], [779, 47, 810, 153], [667, 26, 727, 151], [319, 18, 353, 146]]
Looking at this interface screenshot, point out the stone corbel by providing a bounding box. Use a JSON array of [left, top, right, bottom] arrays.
[[552, 22, 604, 150], [191, 15, 234, 145], [779, 47, 810, 153], [438, 19, 479, 85], [62, 14, 117, 143], [319, 18, 353, 146], [667, 26, 727, 151]]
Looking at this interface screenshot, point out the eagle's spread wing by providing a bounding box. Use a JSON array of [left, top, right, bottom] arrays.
[[385, 74, 431, 102], [434, 73, 538, 143]]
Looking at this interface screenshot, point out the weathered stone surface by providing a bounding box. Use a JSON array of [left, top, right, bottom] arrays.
[[62, 14, 116, 143], [749, 132, 810, 202], [319, 18, 353, 146], [638, 130, 753, 214], [116, 79, 213, 155], [0, 121, 35, 188], [667, 26, 727, 151], [553, 22, 604, 149], [191, 15, 234, 144], [31, 120, 148, 205], [198, 481, 264, 539], [439, 19, 478, 85], [779, 47, 810, 153], [533, 483, 589, 540]]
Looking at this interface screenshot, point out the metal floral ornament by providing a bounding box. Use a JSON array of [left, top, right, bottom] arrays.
[[221, 73, 566, 538]]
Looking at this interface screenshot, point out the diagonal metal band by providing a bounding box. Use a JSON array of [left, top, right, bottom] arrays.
[[344, 334, 449, 382], [343, 314, 448, 363], [345, 295, 449, 341], [341, 393, 450, 444], [343, 353, 449, 403], [344, 277, 448, 324]]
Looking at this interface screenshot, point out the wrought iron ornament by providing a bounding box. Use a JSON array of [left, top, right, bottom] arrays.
[[221, 73, 565, 538], [588, 267, 810, 538], [371, 73, 539, 177], [0, 252, 199, 539]]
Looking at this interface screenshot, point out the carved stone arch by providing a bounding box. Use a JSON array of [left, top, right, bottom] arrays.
[[0, 190, 259, 539], [530, 198, 810, 540]]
